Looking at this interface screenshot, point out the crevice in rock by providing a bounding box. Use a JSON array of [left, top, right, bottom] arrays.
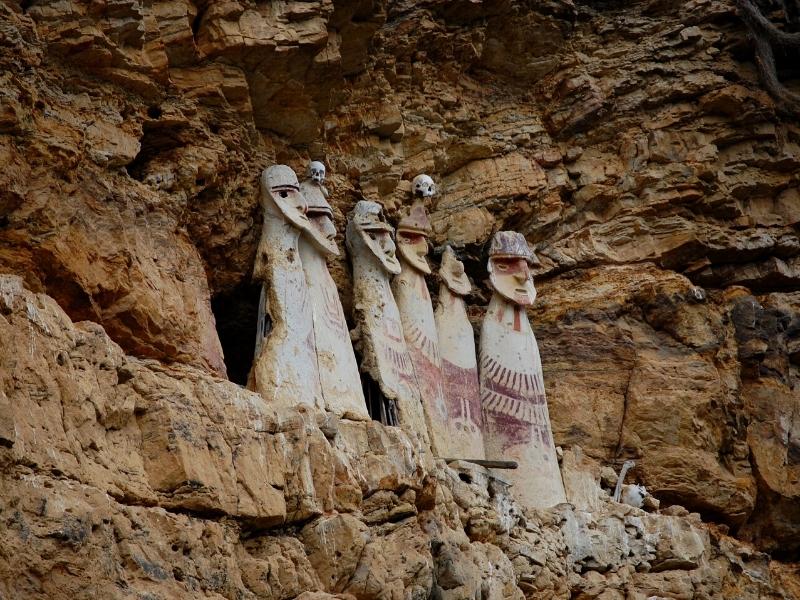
[[685, 259, 800, 293], [191, 3, 206, 40], [38, 252, 100, 323], [614, 356, 637, 459], [127, 121, 188, 182], [240, 522, 303, 542], [736, 398, 800, 562], [106, 477, 281, 525], [211, 282, 261, 385], [4, 466, 217, 522]]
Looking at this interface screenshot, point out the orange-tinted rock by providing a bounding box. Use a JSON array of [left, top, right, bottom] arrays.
[[1, 0, 800, 595]]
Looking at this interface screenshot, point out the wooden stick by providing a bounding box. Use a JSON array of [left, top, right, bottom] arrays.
[[443, 458, 518, 469]]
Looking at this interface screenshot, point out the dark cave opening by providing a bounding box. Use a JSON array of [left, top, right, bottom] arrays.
[[211, 283, 262, 386], [360, 369, 398, 426], [127, 120, 187, 182]]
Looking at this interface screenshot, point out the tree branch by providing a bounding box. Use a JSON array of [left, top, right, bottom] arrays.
[[737, 0, 800, 114], [753, 32, 800, 111], [738, 0, 800, 45]]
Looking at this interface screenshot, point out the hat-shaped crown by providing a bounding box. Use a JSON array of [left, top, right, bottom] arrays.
[[266, 164, 300, 191], [305, 195, 332, 213], [350, 200, 392, 231], [488, 231, 535, 263], [302, 182, 333, 213], [397, 202, 431, 235]]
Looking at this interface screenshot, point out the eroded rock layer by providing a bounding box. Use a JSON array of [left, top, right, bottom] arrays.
[[2, 275, 799, 599], [0, 0, 799, 596]]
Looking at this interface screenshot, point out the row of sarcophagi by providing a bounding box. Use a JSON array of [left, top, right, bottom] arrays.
[[247, 162, 566, 509]]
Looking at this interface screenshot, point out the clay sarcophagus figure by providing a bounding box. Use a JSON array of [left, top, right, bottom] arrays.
[[249, 164, 323, 410], [346, 200, 430, 447], [479, 231, 566, 509], [298, 162, 369, 420], [434, 246, 485, 460], [392, 202, 450, 456]]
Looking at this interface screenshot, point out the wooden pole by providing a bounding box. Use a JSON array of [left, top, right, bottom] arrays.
[[443, 458, 518, 469]]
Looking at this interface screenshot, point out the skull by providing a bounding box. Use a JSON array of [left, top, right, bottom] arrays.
[[412, 174, 436, 198], [308, 160, 326, 185]]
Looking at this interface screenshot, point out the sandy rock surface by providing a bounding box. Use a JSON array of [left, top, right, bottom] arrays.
[[0, 269, 796, 597], [0, 0, 799, 596]]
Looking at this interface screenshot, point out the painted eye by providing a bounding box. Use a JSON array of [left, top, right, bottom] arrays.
[[497, 263, 508, 271], [368, 232, 377, 241]]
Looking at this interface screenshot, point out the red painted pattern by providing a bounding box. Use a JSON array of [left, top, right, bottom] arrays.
[[480, 354, 552, 451], [441, 359, 482, 430], [408, 338, 446, 420], [378, 317, 416, 386], [322, 284, 349, 338]]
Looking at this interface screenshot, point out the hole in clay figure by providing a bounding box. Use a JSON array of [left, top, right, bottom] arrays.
[[211, 282, 261, 386]]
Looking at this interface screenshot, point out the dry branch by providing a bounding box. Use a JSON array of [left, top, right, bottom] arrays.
[[737, 0, 800, 113]]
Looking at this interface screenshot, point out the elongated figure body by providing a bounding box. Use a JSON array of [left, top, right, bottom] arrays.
[[392, 202, 449, 455], [434, 247, 485, 459], [249, 165, 323, 410], [299, 164, 369, 420], [480, 231, 566, 508], [346, 201, 430, 447]]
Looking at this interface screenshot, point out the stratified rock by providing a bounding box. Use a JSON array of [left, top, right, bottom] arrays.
[[0, 275, 797, 598], [1, 0, 800, 594]]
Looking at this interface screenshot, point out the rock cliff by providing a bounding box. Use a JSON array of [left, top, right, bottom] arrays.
[[0, 0, 799, 598]]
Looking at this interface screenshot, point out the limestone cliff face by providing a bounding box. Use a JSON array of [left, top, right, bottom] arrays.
[[0, 0, 799, 598]]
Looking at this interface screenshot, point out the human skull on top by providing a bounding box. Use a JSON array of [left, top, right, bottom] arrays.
[[411, 174, 436, 198], [308, 161, 326, 184], [306, 160, 329, 199]]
